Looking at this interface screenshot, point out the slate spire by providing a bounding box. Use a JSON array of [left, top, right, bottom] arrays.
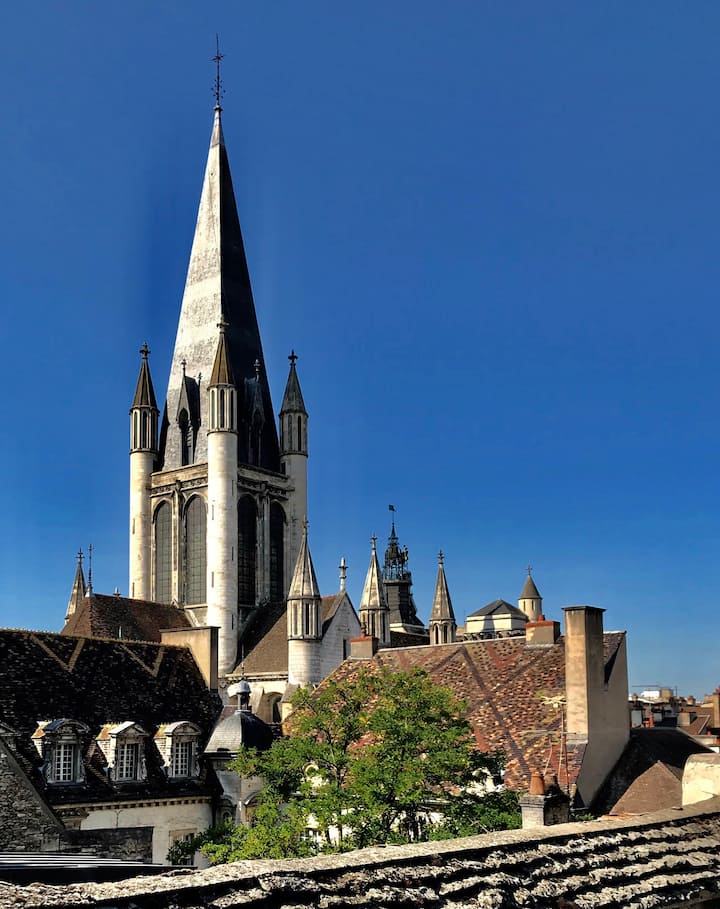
[[429, 551, 457, 645], [359, 535, 389, 644], [66, 550, 87, 622], [288, 519, 321, 601], [159, 103, 279, 470]]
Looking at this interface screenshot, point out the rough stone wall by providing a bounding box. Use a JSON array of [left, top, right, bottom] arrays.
[[57, 827, 153, 862], [0, 739, 61, 852], [5, 801, 720, 909]]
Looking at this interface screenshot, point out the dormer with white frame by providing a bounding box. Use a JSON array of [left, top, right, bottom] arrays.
[[154, 721, 202, 779], [32, 719, 89, 785]]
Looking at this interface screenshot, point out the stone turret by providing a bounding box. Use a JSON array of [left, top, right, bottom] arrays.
[[359, 536, 390, 645], [287, 520, 322, 686], [429, 551, 457, 645], [206, 322, 239, 675], [279, 351, 308, 582], [129, 343, 158, 600], [519, 568, 542, 623]]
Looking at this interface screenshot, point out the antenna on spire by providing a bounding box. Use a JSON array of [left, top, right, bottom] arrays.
[[212, 34, 224, 111]]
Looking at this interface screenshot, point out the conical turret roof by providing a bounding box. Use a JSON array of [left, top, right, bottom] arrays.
[[520, 571, 542, 600], [131, 343, 158, 410], [288, 521, 321, 600], [209, 323, 235, 387], [159, 106, 279, 470], [66, 551, 87, 622], [280, 352, 307, 415], [360, 536, 387, 611], [430, 551, 456, 623]]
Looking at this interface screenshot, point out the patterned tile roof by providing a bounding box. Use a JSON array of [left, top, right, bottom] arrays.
[[330, 633, 624, 793], [61, 593, 190, 643]]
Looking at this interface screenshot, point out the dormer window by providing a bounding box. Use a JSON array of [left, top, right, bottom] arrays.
[[97, 722, 148, 783], [32, 719, 89, 785], [155, 721, 201, 779]]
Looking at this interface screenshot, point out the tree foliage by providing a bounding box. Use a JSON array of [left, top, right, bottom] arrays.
[[173, 667, 520, 863]]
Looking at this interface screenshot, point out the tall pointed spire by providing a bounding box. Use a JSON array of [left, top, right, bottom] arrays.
[[288, 519, 321, 600], [159, 52, 279, 471], [66, 550, 87, 622], [359, 535, 390, 644], [429, 550, 457, 645], [131, 342, 158, 410], [280, 351, 307, 416]]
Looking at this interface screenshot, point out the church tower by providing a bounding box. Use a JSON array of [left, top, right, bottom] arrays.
[[279, 352, 308, 588], [518, 568, 542, 622], [287, 520, 322, 687], [129, 343, 159, 600], [128, 84, 305, 678], [429, 551, 457, 645], [206, 321, 239, 674], [359, 536, 390, 645], [382, 517, 425, 635]]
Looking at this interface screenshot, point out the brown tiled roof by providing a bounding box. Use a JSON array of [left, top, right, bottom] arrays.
[[240, 596, 348, 677], [593, 727, 713, 815], [62, 593, 190, 643], [329, 633, 624, 794]]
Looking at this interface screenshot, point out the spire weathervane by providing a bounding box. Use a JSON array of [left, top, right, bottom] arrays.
[[213, 35, 224, 110]]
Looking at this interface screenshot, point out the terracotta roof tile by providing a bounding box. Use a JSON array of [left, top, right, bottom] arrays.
[[62, 593, 190, 643], [329, 633, 624, 794]]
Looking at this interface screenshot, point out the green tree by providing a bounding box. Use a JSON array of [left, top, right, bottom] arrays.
[[175, 667, 519, 863]]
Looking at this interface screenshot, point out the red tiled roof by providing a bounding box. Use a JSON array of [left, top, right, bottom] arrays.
[[62, 593, 190, 643], [329, 633, 624, 794]]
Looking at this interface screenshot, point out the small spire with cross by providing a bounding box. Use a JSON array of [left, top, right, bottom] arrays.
[[212, 35, 224, 111]]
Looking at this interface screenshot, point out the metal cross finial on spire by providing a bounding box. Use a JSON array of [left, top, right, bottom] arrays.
[[254, 358, 261, 380], [289, 350, 298, 366], [140, 341, 150, 360], [371, 533, 377, 552], [438, 549, 444, 566], [526, 564, 533, 576], [181, 357, 187, 376], [217, 317, 229, 334], [212, 35, 225, 111], [77, 548, 84, 566]]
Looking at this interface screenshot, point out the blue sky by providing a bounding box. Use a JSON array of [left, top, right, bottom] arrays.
[[0, 3, 717, 698]]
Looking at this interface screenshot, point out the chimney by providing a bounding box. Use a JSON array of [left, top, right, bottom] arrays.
[[349, 631, 378, 660], [525, 616, 561, 646], [563, 606, 605, 740], [519, 770, 570, 828]]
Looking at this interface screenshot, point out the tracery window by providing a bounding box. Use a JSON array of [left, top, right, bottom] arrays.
[[185, 496, 207, 605], [238, 496, 257, 605], [269, 503, 285, 602], [154, 502, 172, 604]]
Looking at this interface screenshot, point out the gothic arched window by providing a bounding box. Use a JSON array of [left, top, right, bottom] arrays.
[[154, 502, 172, 604], [269, 503, 285, 602], [179, 409, 191, 466], [238, 496, 257, 605], [185, 496, 206, 605]]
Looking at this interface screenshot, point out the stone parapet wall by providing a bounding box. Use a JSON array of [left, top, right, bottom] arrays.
[[5, 800, 720, 908]]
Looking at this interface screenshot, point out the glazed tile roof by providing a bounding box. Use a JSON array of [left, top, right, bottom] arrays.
[[0, 629, 222, 807], [330, 633, 624, 793], [62, 593, 190, 643]]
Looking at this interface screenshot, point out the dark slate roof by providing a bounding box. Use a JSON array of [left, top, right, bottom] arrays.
[[468, 599, 527, 620], [388, 629, 430, 648], [209, 326, 235, 387], [279, 358, 307, 415], [519, 573, 541, 600], [240, 597, 347, 677], [329, 633, 625, 794], [0, 630, 222, 807], [204, 709, 274, 754], [593, 727, 714, 816], [131, 347, 158, 410], [62, 593, 191, 643]]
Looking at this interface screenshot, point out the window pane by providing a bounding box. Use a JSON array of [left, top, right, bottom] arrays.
[[238, 497, 257, 605], [116, 742, 139, 780], [172, 740, 193, 777], [54, 743, 75, 782], [155, 503, 172, 604], [185, 497, 207, 605], [270, 504, 284, 602]]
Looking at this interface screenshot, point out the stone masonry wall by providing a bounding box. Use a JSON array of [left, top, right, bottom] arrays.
[[0, 741, 61, 852], [4, 800, 720, 909]]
